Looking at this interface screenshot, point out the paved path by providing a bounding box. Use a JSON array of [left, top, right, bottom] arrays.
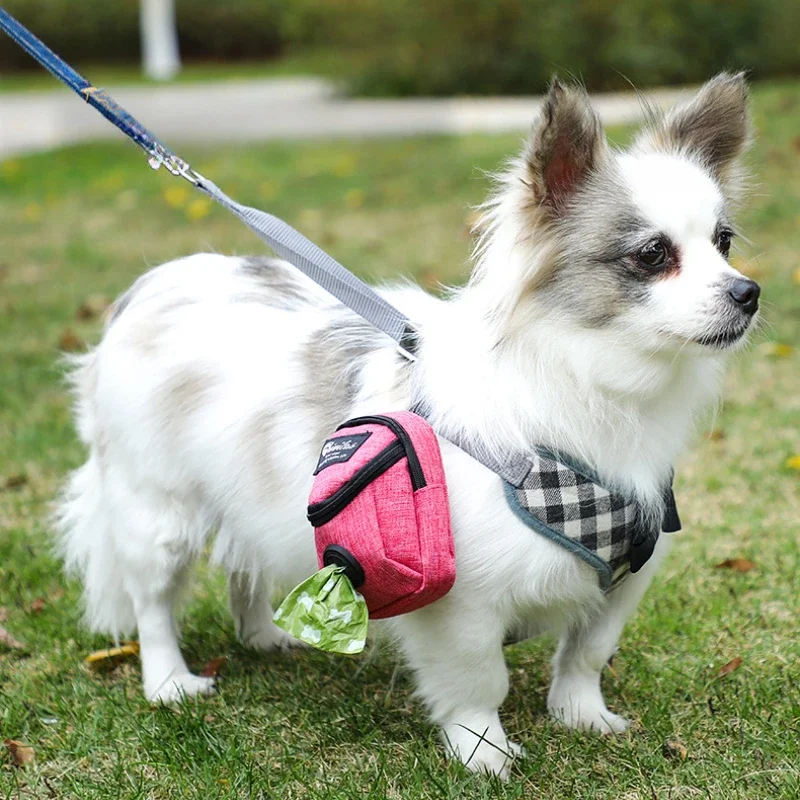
[[0, 77, 691, 159]]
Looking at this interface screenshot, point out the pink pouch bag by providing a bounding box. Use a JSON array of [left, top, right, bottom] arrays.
[[307, 411, 455, 618]]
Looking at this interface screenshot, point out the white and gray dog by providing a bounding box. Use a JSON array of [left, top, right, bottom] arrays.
[[58, 73, 758, 777]]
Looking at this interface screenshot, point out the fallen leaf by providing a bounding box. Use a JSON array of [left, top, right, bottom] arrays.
[[321, 230, 339, 248], [706, 428, 725, 441], [163, 185, 188, 209], [86, 642, 140, 671], [75, 295, 111, 321], [793, 136, 800, 154], [0, 625, 25, 651], [786, 455, 800, 471], [1, 473, 27, 492], [3, 160, 21, 178], [23, 203, 42, 223], [58, 329, 85, 352], [662, 740, 688, 760], [200, 656, 227, 678], [331, 154, 357, 178], [185, 197, 212, 221], [758, 341, 793, 359], [4, 739, 34, 768], [28, 598, 46, 614], [715, 558, 756, 572], [344, 188, 365, 209], [715, 657, 743, 678]]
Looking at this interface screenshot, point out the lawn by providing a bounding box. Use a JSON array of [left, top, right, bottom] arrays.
[[0, 49, 357, 93], [1, 81, 799, 799]]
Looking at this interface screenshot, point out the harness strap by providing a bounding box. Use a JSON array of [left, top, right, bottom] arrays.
[[0, 7, 417, 359]]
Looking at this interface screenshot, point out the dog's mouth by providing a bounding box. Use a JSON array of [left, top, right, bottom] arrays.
[[692, 321, 752, 350]]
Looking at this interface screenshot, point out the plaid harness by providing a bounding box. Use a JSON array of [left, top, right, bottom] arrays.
[[503, 450, 681, 590]]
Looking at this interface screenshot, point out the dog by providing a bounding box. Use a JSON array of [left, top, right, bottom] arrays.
[[57, 73, 758, 778]]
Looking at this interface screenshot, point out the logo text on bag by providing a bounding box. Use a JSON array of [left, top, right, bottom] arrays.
[[314, 433, 372, 474]]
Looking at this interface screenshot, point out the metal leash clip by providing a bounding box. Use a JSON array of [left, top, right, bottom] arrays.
[[145, 142, 204, 186]]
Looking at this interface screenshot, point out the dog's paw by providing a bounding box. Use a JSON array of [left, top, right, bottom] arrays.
[[146, 673, 216, 704], [548, 694, 629, 734], [241, 622, 306, 652], [442, 719, 522, 780], [552, 705, 630, 735], [547, 677, 631, 735]]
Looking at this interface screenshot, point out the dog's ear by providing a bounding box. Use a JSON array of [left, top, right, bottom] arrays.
[[524, 79, 607, 215], [639, 72, 751, 186]]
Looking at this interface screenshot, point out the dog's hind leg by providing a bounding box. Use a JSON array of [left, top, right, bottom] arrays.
[[547, 540, 668, 733], [392, 599, 521, 779], [228, 571, 303, 651], [133, 573, 214, 704], [112, 485, 215, 703], [59, 453, 214, 703]]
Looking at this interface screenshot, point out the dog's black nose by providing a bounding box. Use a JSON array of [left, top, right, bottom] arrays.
[[728, 278, 760, 315]]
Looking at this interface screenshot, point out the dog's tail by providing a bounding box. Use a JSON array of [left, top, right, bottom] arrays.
[[54, 353, 136, 640]]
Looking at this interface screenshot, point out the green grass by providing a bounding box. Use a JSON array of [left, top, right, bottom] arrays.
[[1, 81, 799, 799], [0, 48, 357, 93]]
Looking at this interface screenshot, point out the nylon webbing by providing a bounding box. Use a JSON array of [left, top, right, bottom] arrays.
[[196, 178, 412, 345]]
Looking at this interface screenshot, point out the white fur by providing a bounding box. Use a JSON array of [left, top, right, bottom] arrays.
[[617, 153, 749, 349], [56, 91, 755, 778]]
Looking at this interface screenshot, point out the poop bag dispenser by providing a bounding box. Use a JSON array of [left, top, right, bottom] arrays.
[[273, 411, 455, 653]]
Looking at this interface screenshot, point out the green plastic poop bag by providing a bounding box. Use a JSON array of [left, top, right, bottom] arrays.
[[273, 565, 368, 654]]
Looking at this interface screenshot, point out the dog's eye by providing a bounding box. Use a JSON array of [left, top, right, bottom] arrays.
[[637, 240, 668, 269], [716, 229, 733, 258]]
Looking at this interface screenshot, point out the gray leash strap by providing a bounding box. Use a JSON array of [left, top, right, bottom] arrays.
[[201, 173, 529, 482], [196, 177, 417, 358]]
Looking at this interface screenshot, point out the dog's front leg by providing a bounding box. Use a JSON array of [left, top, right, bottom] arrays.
[[547, 540, 668, 734], [392, 599, 520, 779]]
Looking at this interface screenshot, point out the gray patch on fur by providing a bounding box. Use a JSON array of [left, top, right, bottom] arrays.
[[235, 257, 319, 310], [539, 158, 663, 328], [107, 271, 157, 325], [156, 367, 220, 432], [106, 269, 175, 328], [521, 77, 742, 329], [638, 72, 751, 193], [519, 77, 655, 327], [300, 310, 403, 451], [240, 408, 284, 495], [525, 79, 608, 215], [128, 298, 197, 356]]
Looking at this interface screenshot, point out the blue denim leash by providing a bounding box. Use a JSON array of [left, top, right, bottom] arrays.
[[0, 6, 418, 359]]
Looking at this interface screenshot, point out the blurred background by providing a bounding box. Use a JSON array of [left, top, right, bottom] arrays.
[[1, 0, 799, 93], [1, 2, 799, 798]]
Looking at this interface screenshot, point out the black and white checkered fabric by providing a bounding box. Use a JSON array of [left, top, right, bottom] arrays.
[[426, 423, 678, 590], [505, 451, 648, 589]]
